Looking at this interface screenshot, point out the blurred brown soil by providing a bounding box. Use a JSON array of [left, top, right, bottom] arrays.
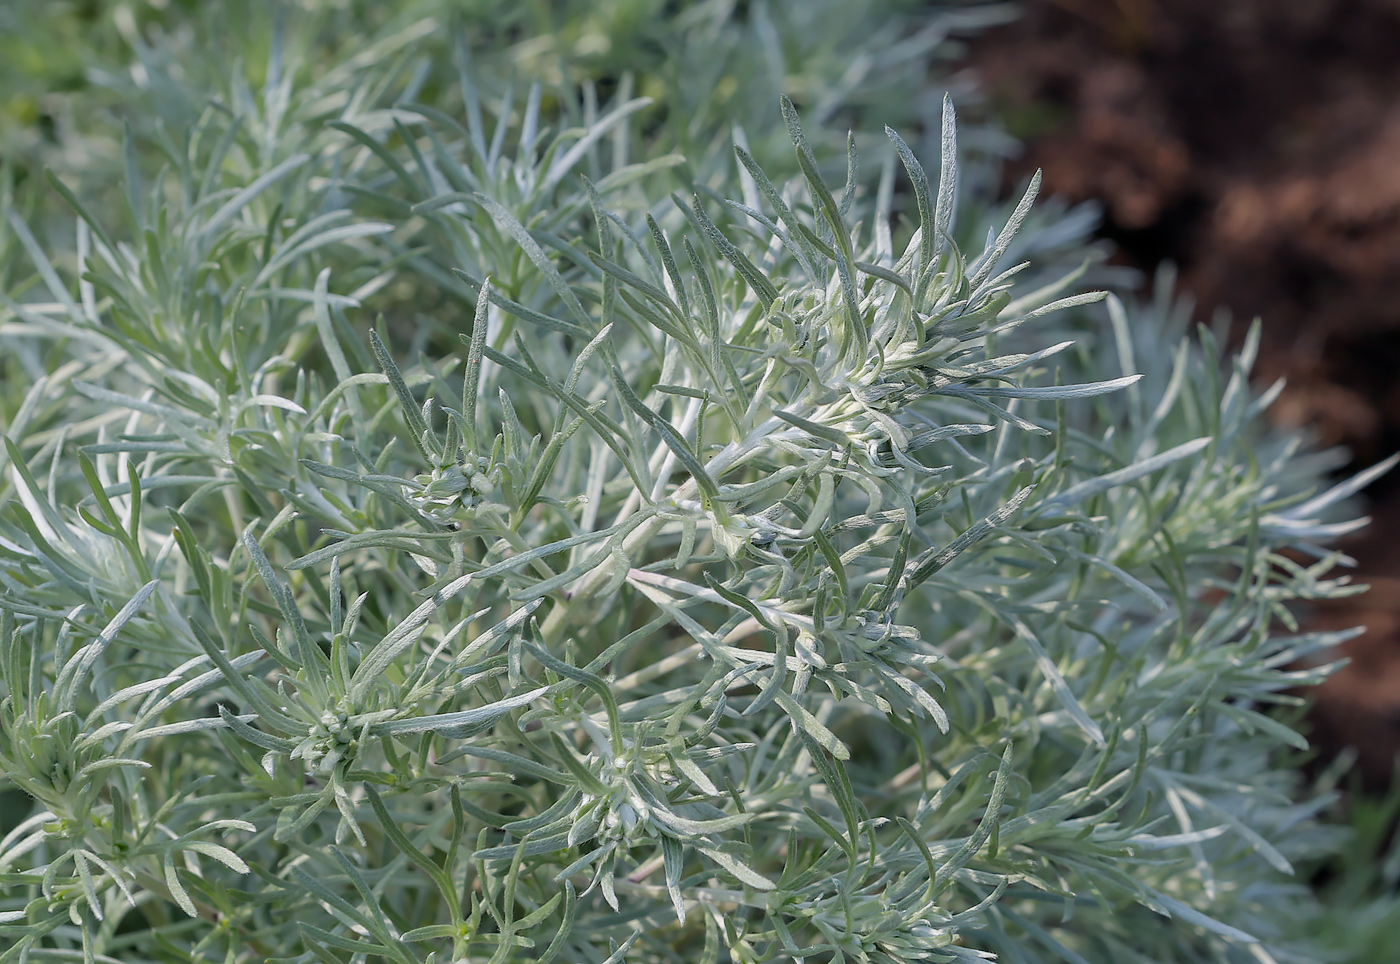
[[962, 0, 1400, 788]]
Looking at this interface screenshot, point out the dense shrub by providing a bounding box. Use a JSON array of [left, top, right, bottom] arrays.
[[0, 3, 1391, 963]]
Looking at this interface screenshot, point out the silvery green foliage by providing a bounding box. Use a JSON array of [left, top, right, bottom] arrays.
[[0, 4, 1386, 964]]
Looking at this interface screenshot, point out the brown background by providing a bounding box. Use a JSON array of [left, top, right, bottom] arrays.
[[962, 0, 1400, 789]]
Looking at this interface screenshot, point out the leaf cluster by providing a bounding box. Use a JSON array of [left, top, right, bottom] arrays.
[[0, 3, 1390, 964]]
